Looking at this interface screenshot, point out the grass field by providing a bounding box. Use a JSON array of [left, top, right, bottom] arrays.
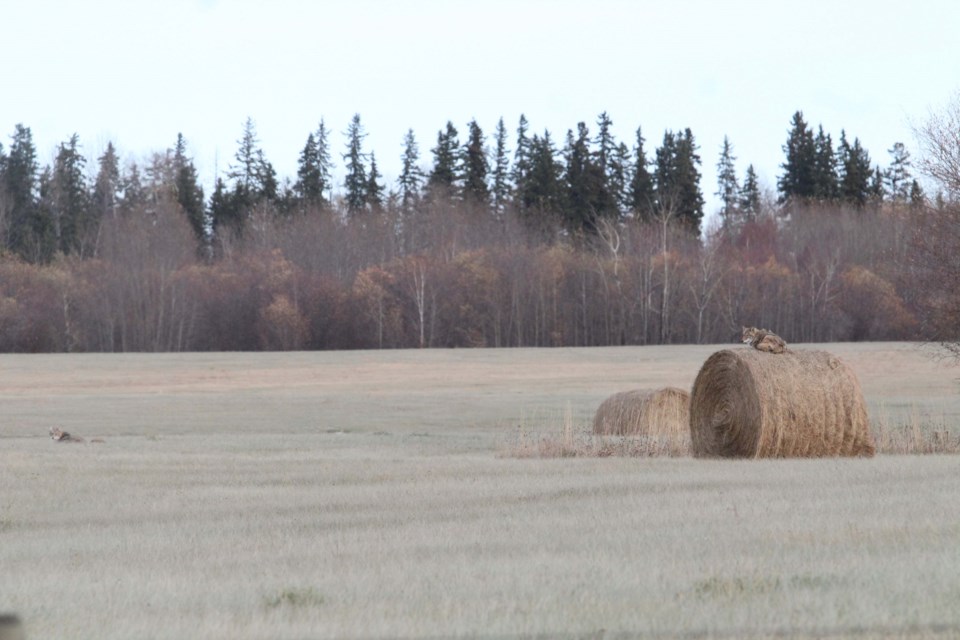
[[1, 343, 959, 639]]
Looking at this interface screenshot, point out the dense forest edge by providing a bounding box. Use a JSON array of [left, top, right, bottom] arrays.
[[0, 105, 958, 354]]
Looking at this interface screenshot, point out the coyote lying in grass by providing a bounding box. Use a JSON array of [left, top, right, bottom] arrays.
[[741, 326, 789, 354], [50, 427, 84, 443], [49, 427, 103, 444]]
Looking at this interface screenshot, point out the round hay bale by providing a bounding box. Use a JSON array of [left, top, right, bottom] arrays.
[[593, 387, 691, 445], [690, 348, 876, 458]]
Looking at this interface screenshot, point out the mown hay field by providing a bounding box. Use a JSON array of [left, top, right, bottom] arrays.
[[1, 343, 959, 639]]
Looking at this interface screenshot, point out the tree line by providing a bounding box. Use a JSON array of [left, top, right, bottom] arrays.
[[0, 109, 953, 352]]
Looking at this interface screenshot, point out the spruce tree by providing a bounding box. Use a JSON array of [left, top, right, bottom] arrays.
[[173, 134, 205, 241], [294, 132, 323, 206], [50, 134, 89, 255], [5, 124, 39, 258], [909, 179, 925, 208], [778, 111, 817, 202], [869, 165, 885, 203], [520, 131, 564, 224], [92, 142, 121, 222], [838, 132, 873, 207], [812, 125, 838, 200], [884, 142, 913, 202], [460, 119, 490, 207], [229, 117, 276, 212], [366, 151, 385, 212], [512, 114, 531, 202], [629, 126, 654, 220], [655, 129, 704, 234], [739, 164, 762, 221], [397, 128, 425, 213], [491, 117, 511, 215], [230, 117, 259, 204], [563, 123, 603, 233], [716, 135, 739, 222], [119, 162, 146, 218], [315, 119, 333, 205], [33, 167, 57, 262], [343, 113, 369, 215], [428, 121, 460, 199], [209, 177, 239, 236], [675, 129, 705, 234], [608, 142, 631, 215], [595, 111, 616, 185]]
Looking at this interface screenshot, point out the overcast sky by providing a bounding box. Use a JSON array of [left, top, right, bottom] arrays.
[[3, 0, 959, 216]]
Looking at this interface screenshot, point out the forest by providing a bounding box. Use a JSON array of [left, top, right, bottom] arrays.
[[0, 109, 956, 353]]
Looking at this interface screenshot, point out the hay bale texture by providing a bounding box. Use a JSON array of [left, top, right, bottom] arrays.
[[690, 349, 875, 458], [593, 387, 691, 445]]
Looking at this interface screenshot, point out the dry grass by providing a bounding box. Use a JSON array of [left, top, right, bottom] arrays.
[[0, 343, 958, 638], [504, 403, 690, 458], [873, 408, 960, 454]]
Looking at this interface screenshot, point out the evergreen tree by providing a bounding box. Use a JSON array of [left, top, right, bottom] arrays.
[[491, 117, 511, 215], [811, 125, 839, 199], [255, 148, 277, 203], [460, 119, 490, 208], [315, 119, 333, 204], [397, 128, 425, 212], [655, 129, 704, 234], [608, 142, 631, 214], [869, 165, 885, 203], [563, 122, 608, 233], [629, 126, 654, 220], [909, 179, 925, 208], [209, 177, 239, 235], [173, 134, 205, 241], [739, 164, 762, 221], [716, 135, 739, 222], [294, 132, 323, 206], [675, 129, 705, 233], [778, 111, 817, 202], [884, 142, 913, 202], [520, 131, 564, 223], [49, 134, 89, 255], [5, 124, 39, 258], [32, 167, 57, 262], [591, 111, 618, 219], [230, 117, 259, 202], [118, 162, 146, 217], [343, 113, 369, 215], [428, 121, 460, 198], [228, 117, 276, 211], [92, 142, 121, 222], [512, 114, 531, 202], [366, 151, 385, 212], [594, 111, 616, 186], [838, 131, 873, 207]]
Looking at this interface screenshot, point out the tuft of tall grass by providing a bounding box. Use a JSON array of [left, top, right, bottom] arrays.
[[501, 404, 689, 458], [872, 406, 960, 454]]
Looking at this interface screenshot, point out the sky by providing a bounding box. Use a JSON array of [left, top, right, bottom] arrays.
[[3, 0, 959, 217]]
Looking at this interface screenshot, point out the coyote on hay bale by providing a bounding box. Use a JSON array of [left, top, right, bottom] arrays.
[[741, 326, 789, 354]]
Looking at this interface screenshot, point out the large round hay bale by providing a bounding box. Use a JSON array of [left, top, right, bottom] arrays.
[[690, 349, 876, 458], [593, 387, 691, 445]]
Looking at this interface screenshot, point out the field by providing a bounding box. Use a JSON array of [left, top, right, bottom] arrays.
[[1, 343, 959, 639]]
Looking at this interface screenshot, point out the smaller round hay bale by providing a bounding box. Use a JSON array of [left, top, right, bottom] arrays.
[[689, 349, 876, 458], [593, 387, 691, 445]]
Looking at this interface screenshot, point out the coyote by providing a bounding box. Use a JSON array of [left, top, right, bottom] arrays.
[[49, 427, 85, 443], [741, 326, 789, 354]]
